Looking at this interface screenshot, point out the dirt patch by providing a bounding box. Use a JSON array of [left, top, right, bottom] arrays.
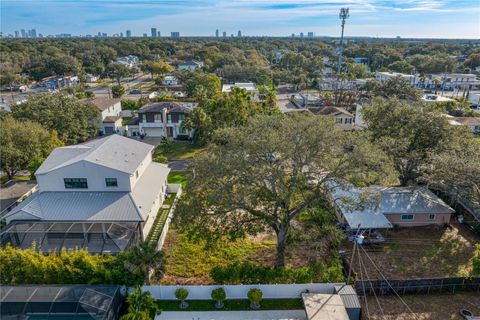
[[360, 292, 480, 320], [343, 224, 479, 280]]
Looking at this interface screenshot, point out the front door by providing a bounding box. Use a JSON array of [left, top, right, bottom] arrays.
[[167, 127, 174, 137]]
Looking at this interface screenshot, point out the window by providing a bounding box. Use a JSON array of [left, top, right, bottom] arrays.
[[429, 214, 436, 220], [154, 114, 161, 122], [167, 114, 172, 123], [64, 178, 88, 189], [178, 114, 185, 122], [345, 118, 353, 124], [105, 178, 118, 187], [401, 214, 414, 221], [335, 118, 343, 124]]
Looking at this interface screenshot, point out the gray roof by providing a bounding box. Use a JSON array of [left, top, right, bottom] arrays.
[[4, 191, 143, 222], [36, 135, 153, 175], [138, 102, 194, 114], [88, 98, 121, 111]]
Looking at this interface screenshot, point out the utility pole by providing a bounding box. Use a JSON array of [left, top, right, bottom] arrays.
[[337, 8, 349, 74]]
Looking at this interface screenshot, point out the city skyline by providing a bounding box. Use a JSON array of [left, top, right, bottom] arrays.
[[1, 0, 479, 39]]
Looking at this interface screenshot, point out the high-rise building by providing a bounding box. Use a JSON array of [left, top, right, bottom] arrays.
[[38, 33, 43, 38], [14, 31, 19, 38], [143, 33, 148, 37], [215, 29, 219, 37], [222, 31, 227, 37], [102, 33, 107, 37], [237, 30, 242, 37], [157, 31, 161, 37], [151, 28, 157, 37], [21, 29, 26, 38], [126, 30, 132, 37], [30, 29, 37, 38], [120, 32, 124, 37], [300, 32, 304, 38], [97, 32, 102, 37], [307, 32, 314, 38], [291, 33, 295, 38], [171, 32, 180, 38]]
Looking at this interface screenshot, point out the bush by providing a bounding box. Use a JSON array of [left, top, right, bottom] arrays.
[[85, 91, 95, 98], [111, 85, 126, 98], [210, 262, 314, 284], [121, 287, 160, 320], [175, 287, 189, 301], [247, 288, 262, 309], [0, 244, 143, 286], [211, 287, 226, 302], [473, 244, 480, 276], [153, 154, 168, 164]]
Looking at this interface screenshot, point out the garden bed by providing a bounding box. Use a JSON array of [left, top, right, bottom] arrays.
[[157, 298, 304, 311], [146, 193, 177, 247]]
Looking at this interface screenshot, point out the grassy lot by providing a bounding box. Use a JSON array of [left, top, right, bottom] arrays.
[[167, 172, 187, 188], [155, 142, 204, 160], [157, 299, 304, 311], [344, 225, 479, 280], [361, 292, 480, 320]]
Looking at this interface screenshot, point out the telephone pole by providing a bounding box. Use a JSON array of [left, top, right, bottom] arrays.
[[337, 8, 349, 74]]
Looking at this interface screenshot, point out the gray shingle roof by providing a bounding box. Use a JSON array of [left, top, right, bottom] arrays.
[[138, 102, 194, 114], [35, 135, 153, 175], [4, 191, 143, 222], [88, 98, 121, 111]]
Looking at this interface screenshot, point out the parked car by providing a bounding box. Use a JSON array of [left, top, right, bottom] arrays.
[[130, 89, 141, 94]]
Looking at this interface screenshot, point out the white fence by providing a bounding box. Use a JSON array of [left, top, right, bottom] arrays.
[[143, 283, 342, 300], [156, 184, 183, 250]]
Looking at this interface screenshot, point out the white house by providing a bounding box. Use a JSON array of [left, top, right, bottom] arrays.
[[222, 82, 258, 94], [2, 135, 170, 253], [178, 60, 204, 72], [90, 98, 123, 135], [116, 55, 140, 68], [162, 74, 179, 86], [85, 74, 98, 83], [375, 71, 417, 86]]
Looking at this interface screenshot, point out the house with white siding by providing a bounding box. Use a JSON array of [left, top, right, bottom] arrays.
[[1, 135, 170, 253], [89, 98, 123, 135]]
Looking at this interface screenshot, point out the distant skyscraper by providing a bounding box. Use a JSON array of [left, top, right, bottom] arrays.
[[157, 31, 161, 37], [126, 30, 132, 37], [237, 30, 242, 37], [143, 33, 147, 37], [151, 27, 157, 37], [300, 32, 304, 38], [14, 30, 19, 38], [222, 31, 227, 37], [291, 33, 295, 38], [97, 32, 102, 37], [38, 33, 43, 38], [171, 32, 180, 38], [307, 32, 314, 38], [120, 32, 124, 37], [21, 29, 26, 38], [30, 29, 37, 38], [102, 33, 107, 37], [215, 29, 219, 37]]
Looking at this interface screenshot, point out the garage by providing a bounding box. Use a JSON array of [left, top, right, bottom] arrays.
[[144, 127, 164, 137]]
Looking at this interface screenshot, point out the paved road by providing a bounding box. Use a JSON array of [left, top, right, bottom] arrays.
[[168, 160, 190, 172]]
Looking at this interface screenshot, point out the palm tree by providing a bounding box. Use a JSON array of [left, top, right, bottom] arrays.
[[121, 287, 159, 320], [125, 242, 164, 285]]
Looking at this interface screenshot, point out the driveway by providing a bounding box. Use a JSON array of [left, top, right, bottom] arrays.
[[156, 310, 306, 320], [168, 159, 190, 171]]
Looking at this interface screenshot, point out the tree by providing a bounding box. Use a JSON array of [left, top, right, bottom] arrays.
[[111, 85, 126, 98], [106, 63, 132, 84], [388, 60, 414, 74], [347, 63, 370, 79], [141, 60, 174, 80], [11, 93, 100, 144], [124, 242, 164, 285], [121, 287, 160, 320], [185, 73, 221, 99], [211, 288, 226, 309], [176, 114, 392, 267], [0, 117, 63, 179], [362, 98, 456, 186], [464, 53, 480, 69], [363, 76, 422, 101]]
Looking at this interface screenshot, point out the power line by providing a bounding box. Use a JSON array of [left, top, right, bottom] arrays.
[[360, 245, 420, 320], [356, 244, 370, 319]]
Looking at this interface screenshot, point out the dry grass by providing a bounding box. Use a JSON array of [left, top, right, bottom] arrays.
[[361, 292, 480, 320], [344, 224, 479, 280]]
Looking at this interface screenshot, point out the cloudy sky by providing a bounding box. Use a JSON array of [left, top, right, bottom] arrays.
[[1, 0, 479, 38]]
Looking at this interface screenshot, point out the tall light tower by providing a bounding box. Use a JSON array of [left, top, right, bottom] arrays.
[[337, 7, 349, 74]]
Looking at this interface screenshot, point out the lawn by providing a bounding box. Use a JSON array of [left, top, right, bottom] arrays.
[[0, 175, 31, 185], [155, 141, 204, 160], [362, 292, 480, 320], [146, 193, 177, 246], [344, 224, 479, 280], [157, 299, 304, 311], [167, 172, 187, 188]]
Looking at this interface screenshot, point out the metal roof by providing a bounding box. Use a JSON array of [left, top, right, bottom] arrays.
[[35, 135, 154, 175], [302, 293, 350, 320], [4, 191, 143, 222]]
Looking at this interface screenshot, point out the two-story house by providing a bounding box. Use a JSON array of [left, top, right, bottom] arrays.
[[137, 102, 195, 139], [90, 98, 123, 135], [314, 106, 355, 131], [178, 59, 204, 72], [1, 135, 170, 254]]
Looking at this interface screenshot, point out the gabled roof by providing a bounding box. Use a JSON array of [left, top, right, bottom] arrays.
[[103, 116, 121, 123], [88, 98, 121, 111], [315, 106, 354, 117], [35, 135, 153, 175], [4, 191, 144, 222], [138, 102, 194, 114]]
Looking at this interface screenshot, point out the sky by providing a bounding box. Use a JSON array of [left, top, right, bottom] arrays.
[[1, 0, 479, 39]]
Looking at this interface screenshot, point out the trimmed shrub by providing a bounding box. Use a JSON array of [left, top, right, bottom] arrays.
[[247, 288, 262, 309], [175, 287, 189, 309], [111, 85, 126, 98], [211, 287, 226, 309]]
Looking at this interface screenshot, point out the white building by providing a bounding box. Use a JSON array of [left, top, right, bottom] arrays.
[[2, 135, 170, 253], [85, 74, 98, 83], [162, 74, 179, 86], [116, 55, 140, 68], [375, 71, 417, 86], [422, 94, 454, 103], [90, 98, 123, 135], [178, 60, 204, 72], [222, 82, 258, 94]]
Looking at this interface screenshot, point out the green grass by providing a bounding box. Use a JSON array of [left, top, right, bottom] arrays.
[[167, 172, 187, 188], [1, 175, 32, 185], [156, 142, 204, 160], [157, 299, 304, 311], [146, 193, 176, 246]]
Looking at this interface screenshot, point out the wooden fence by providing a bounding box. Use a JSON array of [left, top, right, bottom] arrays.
[[354, 277, 480, 296]]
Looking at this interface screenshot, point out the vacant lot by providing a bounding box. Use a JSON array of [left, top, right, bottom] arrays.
[[360, 292, 480, 320], [345, 224, 479, 280], [156, 141, 204, 160]]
